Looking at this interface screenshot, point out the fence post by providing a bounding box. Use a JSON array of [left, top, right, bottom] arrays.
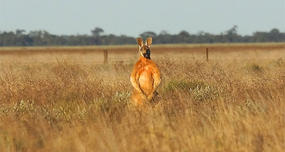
[[104, 49, 108, 64], [206, 48, 209, 62]]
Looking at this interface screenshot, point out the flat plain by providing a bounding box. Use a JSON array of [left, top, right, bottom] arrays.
[[0, 43, 285, 152]]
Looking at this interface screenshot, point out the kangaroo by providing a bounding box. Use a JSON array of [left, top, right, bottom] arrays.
[[130, 37, 161, 105]]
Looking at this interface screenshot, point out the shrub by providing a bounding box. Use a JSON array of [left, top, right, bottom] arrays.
[[164, 80, 219, 101], [247, 63, 264, 74]]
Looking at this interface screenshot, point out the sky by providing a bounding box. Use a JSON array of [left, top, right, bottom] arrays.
[[0, 0, 284, 36]]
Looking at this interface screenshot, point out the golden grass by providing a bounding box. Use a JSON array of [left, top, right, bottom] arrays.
[[0, 44, 285, 152]]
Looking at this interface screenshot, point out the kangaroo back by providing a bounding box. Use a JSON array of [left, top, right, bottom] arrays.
[[130, 37, 161, 105]]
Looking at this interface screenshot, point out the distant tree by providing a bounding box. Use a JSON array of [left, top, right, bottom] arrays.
[[156, 30, 172, 44], [140, 31, 157, 39], [253, 32, 268, 42], [179, 30, 190, 37], [225, 25, 239, 42], [177, 30, 191, 43], [226, 25, 238, 35], [16, 29, 26, 36], [270, 28, 280, 34], [91, 27, 104, 37], [197, 31, 206, 36], [159, 30, 169, 35], [269, 28, 281, 42]]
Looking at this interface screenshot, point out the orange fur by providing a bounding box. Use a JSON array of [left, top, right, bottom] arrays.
[[130, 37, 161, 105]]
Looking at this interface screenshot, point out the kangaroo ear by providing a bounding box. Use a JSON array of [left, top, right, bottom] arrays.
[[136, 38, 144, 47], [146, 37, 152, 47]]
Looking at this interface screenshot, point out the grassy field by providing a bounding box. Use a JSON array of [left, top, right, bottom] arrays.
[[0, 43, 285, 152]]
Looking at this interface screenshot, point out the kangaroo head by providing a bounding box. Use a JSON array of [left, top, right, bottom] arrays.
[[136, 37, 152, 59]]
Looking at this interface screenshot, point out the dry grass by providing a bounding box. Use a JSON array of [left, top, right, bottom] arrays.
[[0, 43, 285, 152]]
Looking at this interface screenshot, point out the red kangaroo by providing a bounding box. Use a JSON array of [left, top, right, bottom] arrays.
[[130, 37, 161, 105]]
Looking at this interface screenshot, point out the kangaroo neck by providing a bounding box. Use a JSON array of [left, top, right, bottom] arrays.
[[139, 56, 151, 63]]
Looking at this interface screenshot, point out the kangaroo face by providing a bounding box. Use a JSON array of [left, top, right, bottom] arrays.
[[137, 37, 152, 59]]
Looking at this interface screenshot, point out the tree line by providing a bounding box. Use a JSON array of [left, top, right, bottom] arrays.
[[0, 26, 285, 46]]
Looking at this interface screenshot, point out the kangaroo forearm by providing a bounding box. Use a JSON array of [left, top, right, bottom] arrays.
[[130, 77, 145, 96], [153, 79, 161, 90], [131, 80, 141, 92]]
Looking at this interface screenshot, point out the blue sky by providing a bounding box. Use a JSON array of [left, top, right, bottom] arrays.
[[0, 0, 284, 36]]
